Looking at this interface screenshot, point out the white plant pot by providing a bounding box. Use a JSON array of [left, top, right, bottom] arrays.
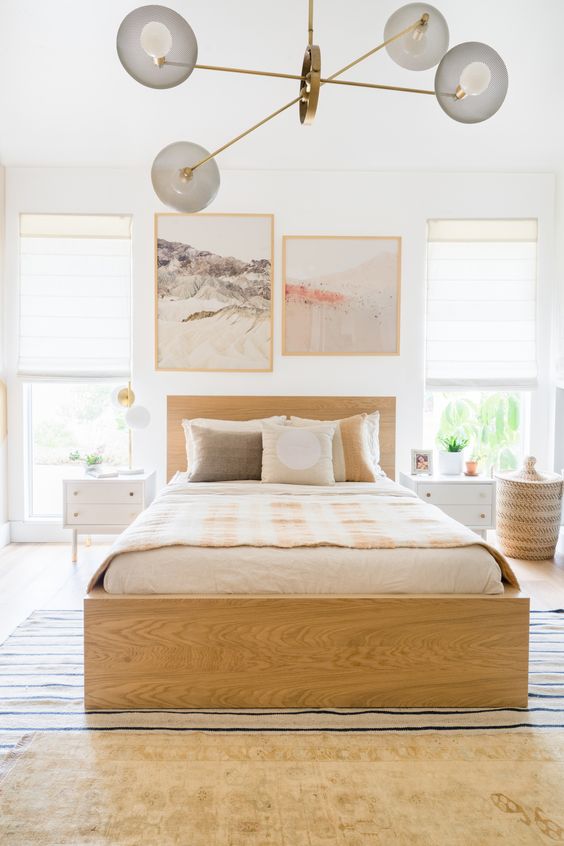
[[439, 450, 464, 475]]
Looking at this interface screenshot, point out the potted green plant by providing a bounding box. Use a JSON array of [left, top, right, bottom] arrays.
[[69, 450, 104, 469], [437, 435, 468, 475]]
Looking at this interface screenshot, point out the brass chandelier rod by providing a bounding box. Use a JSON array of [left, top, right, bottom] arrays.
[[184, 89, 308, 175], [308, 0, 314, 46], [194, 63, 304, 82], [193, 64, 434, 96], [325, 78, 434, 96], [189, 14, 427, 174], [323, 13, 428, 83]]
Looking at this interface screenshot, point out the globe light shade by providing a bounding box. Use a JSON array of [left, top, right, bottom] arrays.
[[384, 3, 449, 71], [117, 5, 198, 90], [151, 141, 221, 212], [435, 42, 508, 123], [125, 405, 151, 430]]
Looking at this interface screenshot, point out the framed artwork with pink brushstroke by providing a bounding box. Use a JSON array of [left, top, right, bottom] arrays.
[[282, 235, 401, 356]]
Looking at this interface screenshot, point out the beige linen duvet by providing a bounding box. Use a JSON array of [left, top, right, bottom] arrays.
[[89, 478, 517, 595]]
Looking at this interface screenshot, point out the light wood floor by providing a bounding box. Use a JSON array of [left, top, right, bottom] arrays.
[[1, 535, 564, 644]]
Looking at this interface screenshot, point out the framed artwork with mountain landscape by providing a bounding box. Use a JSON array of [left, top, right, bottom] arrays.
[[155, 213, 273, 371], [282, 235, 401, 355]]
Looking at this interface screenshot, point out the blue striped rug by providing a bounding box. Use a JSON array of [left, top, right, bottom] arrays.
[[1, 609, 563, 758]]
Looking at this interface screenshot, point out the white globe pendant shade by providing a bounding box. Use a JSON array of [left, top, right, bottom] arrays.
[[151, 141, 221, 212], [117, 5, 198, 90], [384, 3, 449, 71], [435, 42, 508, 123], [125, 405, 151, 430]]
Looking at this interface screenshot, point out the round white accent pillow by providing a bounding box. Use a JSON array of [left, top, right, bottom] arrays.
[[275, 429, 322, 470]]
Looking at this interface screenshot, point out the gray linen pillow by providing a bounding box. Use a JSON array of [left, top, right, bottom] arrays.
[[188, 424, 263, 482]]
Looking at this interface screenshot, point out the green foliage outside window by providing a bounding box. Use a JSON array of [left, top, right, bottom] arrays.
[[435, 392, 521, 472]]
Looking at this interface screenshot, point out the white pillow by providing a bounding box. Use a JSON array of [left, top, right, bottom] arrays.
[[261, 421, 336, 485], [182, 416, 286, 470]]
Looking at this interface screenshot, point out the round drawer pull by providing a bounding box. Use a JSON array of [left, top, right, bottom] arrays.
[[425, 492, 431, 498], [129, 492, 134, 496], [73, 512, 79, 517], [73, 491, 78, 496], [480, 513, 486, 519]]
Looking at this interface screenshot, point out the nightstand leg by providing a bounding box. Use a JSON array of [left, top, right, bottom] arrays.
[[72, 530, 78, 563]]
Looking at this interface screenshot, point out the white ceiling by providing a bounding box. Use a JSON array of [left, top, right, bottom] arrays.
[[1, 0, 563, 171]]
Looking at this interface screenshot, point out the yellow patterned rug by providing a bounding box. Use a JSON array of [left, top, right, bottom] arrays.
[[1, 731, 564, 845]]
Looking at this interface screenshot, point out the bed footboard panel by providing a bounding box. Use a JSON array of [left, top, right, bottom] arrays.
[[84, 591, 529, 710]]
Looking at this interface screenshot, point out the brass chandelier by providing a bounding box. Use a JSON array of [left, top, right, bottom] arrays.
[[116, 2, 508, 212]]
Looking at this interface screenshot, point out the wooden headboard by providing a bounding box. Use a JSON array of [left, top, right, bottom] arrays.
[[167, 396, 396, 481]]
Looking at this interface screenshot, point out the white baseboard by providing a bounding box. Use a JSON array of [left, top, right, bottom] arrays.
[[0, 522, 10, 549]]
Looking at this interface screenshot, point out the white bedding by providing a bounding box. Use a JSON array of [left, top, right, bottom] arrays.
[[103, 478, 506, 595]]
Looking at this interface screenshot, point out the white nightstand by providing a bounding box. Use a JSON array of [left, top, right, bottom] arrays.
[[63, 471, 156, 562], [399, 471, 496, 539]]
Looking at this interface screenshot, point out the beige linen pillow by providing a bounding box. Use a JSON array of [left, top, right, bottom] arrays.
[[261, 421, 336, 485], [182, 416, 285, 471], [188, 425, 263, 482], [288, 413, 378, 482]]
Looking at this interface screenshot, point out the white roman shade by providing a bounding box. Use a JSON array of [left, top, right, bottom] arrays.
[[426, 219, 538, 390], [18, 214, 132, 378]]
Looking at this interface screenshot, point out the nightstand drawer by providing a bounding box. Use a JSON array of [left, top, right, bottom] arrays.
[[439, 504, 493, 526], [418, 483, 493, 506], [66, 482, 143, 505], [66, 504, 142, 526]]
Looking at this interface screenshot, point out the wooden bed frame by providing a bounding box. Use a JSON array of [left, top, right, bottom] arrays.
[[84, 396, 529, 711]]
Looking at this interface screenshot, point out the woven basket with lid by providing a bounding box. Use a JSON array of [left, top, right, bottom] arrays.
[[496, 457, 563, 560]]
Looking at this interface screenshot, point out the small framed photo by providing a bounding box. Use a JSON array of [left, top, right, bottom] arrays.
[[411, 449, 433, 476]]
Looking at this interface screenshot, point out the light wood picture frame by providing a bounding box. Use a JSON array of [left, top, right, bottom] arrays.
[[155, 213, 274, 372], [282, 235, 401, 356]]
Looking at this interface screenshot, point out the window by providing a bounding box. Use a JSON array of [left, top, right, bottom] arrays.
[[426, 219, 537, 389], [424, 220, 537, 471], [19, 214, 132, 518], [19, 214, 131, 378], [423, 391, 527, 472], [27, 383, 128, 518]]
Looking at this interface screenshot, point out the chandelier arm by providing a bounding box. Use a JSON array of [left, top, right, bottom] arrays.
[[323, 78, 434, 95], [194, 63, 305, 82], [192, 65, 433, 96], [324, 15, 428, 83], [191, 89, 307, 172], [308, 0, 314, 46]]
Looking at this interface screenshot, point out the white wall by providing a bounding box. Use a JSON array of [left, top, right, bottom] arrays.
[[0, 165, 8, 545], [3, 167, 556, 532], [553, 169, 564, 475]]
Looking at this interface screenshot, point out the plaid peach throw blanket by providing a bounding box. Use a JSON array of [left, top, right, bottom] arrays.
[[88, 483, 518, 589]]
